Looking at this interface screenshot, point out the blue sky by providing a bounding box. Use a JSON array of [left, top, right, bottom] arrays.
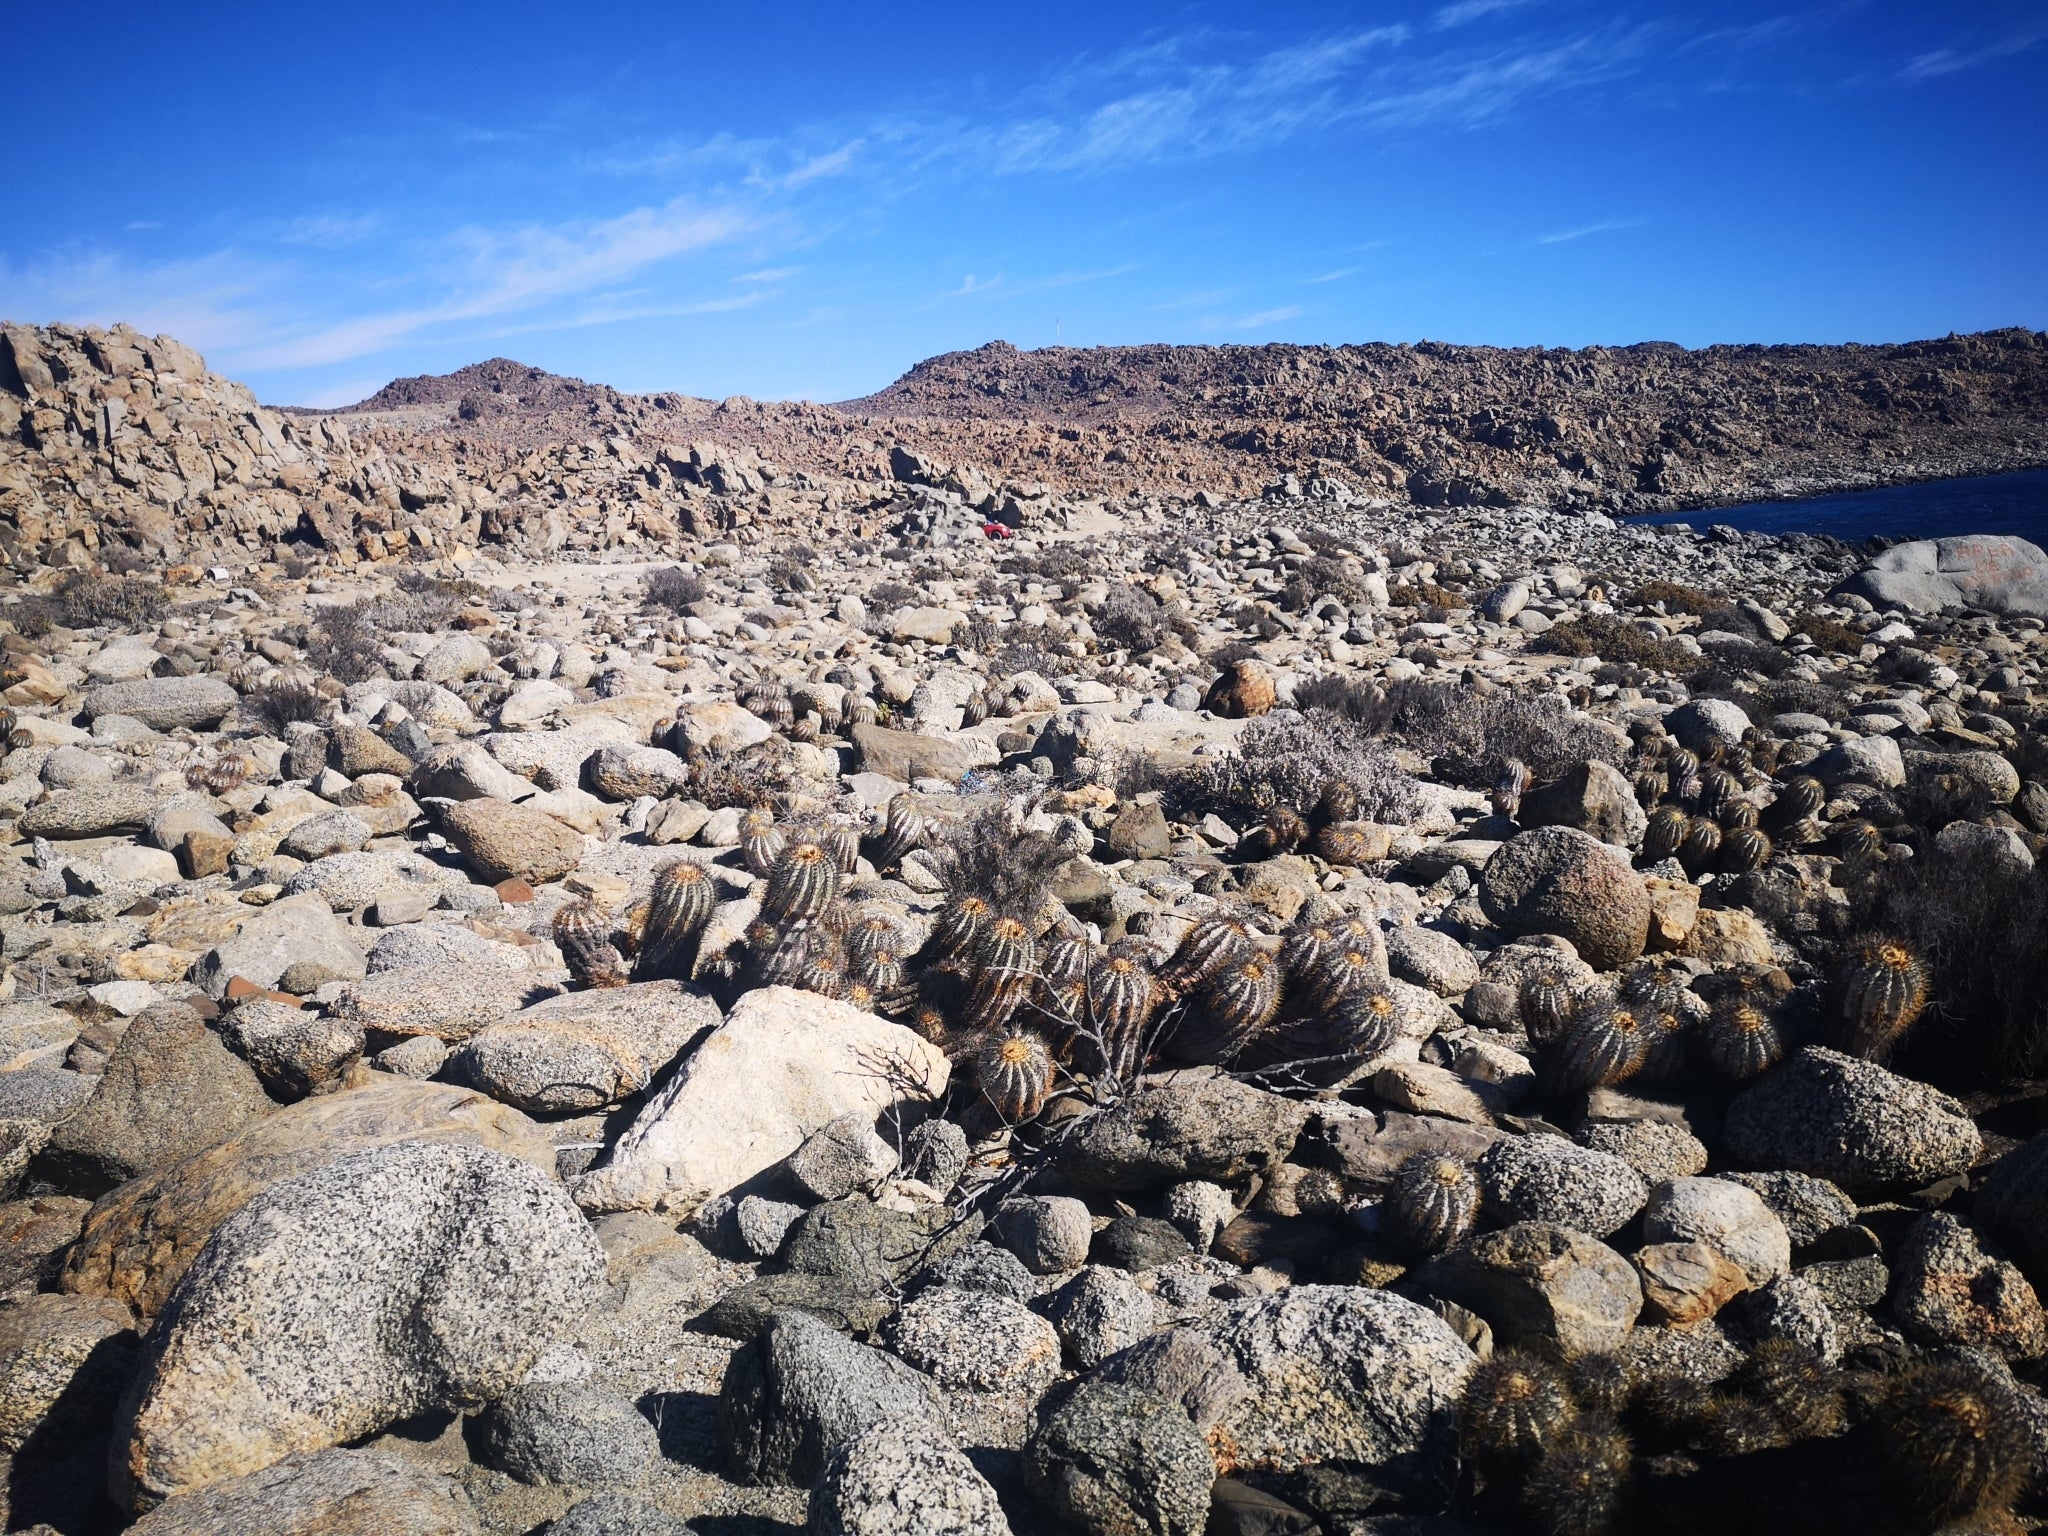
[[4, 2, 2043, 407]]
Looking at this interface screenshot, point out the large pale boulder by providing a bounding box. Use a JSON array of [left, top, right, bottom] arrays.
[[127, 1447, 481, 1536], [1838, 534, 2048, 617], [188, 893, 366, 1000], [449, 980, 719, 1113], [63, 1077, 554, 1318], [112, 1142, 606, 1510], [572, 986, 949, 1216]]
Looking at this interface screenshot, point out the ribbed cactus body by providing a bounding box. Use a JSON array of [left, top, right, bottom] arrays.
[[1156, 916, 1254, 998], [1168, 952, 1280, 1064], [1552, 999, 1649, 1091], [554, 898, 628, 989], [976, 1029, 1053, 1121], [1836, 933, 1929, 1060], [1384, 1152, 1478, 1256], [739, 810, 785, 877], [1460, 1352, 1574, 1462], [762, 839, 840, 922], [1642, 804, 1689, 863]]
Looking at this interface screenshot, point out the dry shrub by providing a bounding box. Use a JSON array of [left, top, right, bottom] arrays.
[[1365, 678, 1625, 788], [645, 567, 707, 613], [1164, 710, 1423, 825], [1537, 615, 1701, 672]]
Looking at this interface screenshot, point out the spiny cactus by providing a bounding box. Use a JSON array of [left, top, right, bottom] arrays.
[[1299, 917, 1388, 1013], [1461, 1351, 1576, 1462], [1739, 1339, 1844, 1441], [1692, 1391, 1784, 1457], [739, 809, 785, 877], [1677, 817, 1722, 876], [1383, 1151, 1479, 1256], [846, 909, 911, 993], [819, 822, 861, 875], [1550, 998, 1649, 1092], [794, 939, 850, 1000], [740, 680, 794, 727], [1085, 940, 1162, 1080], [1519, 969, 1579, 1047], [1633, 767, 1669, 809], [1168, 950, 1281, 1064], [1697, 765, 1741, 820], [634, 859, 717, 981], [963, 914, 1037, 1032], [1835, 932, 1930, 1061], [931, 893, 995, 966], [1642, 804, 1689, 864], [1717, 825, 1772, 874], [1873, 1359, 2033, 1525], [1156, 915, 1255, 999], [1491, 758, 1532, 821], [186, 752, 250, 796], [1702, 994, 1785, 1080], [1766, 775, 1825, 827], [554, 898, 628, 989], [1280, 912, 1339, 990], [961, 689, 989, 728], [1315, 779, 1360, 826], [762, 838, 840, 923], [1240, 805, 1309, 860], [976, 1028, 1054, 1122], [1565, 1354, 1636, 1420], [1521, 1416, 1632, 1536], [1312, 822, 1386, 867], [1833, 818, 1883, 865], [788, 711, 822, 744], [870, 792, 932, 869], [743, 917, 819, 989], [1666, 747, 1702, 804], [841, 693, 876, 732], [1721, 799, 1760, 831]]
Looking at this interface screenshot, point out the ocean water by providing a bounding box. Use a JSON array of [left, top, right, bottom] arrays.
[[1630, 467, 2048, 545]]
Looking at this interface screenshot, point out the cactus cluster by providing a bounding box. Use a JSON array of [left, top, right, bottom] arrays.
[[1835, 933, 1929, 1061], [553, 897, 629, 989]]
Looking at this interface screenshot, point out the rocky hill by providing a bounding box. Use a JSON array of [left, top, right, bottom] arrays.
[[844, 330, 2048, 509], [3, 320, 2046, 572]]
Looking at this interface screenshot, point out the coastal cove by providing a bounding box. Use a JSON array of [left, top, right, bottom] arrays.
[[1633, 468, 2048, 546]]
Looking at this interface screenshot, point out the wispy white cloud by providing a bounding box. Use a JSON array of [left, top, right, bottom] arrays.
[[1204, 305, 1304, 331], [737, 266, 801, 283], [1536, 216, 1646, 244], [278, 213, 380, 248], [1902, 22, 2047, 80], [1308, 267, 1359, 283], [238, 199, 751, 368], [1434, 0, 1537, 32], [125, 220, 162, 232]]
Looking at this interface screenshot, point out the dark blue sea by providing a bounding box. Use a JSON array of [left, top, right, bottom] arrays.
[[1630, 467, 2048, 545]]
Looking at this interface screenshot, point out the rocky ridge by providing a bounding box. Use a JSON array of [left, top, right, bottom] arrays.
[[4, 323, 2047, 572], [0, 321, 2045, 1535]]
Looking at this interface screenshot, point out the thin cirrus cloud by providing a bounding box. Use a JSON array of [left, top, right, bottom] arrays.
[[1902, 21, 2047, 81], [233, 198, 754, 370], [1536, 217, 1647, 245], [3, 5, 1985, 399]]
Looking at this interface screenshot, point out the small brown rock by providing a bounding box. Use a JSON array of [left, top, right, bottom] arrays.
[[1202, 658, 1277, 718], [1635, 1239, 1751, 1326]]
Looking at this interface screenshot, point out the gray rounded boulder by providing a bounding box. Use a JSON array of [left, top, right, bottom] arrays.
[[1175, 1285, 1474, 1482], [811, 1420, 1011, 1536], [1723, 1046, 1981, 1193], [113, 1141, 608, 1510], [127, 1447, 481, 1536], [1479, 1134, 1648, 1238], [476, 1382, 660, 1487], [1025, 1382, 1213, 1536], [1478, 827, 1651, 970]]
